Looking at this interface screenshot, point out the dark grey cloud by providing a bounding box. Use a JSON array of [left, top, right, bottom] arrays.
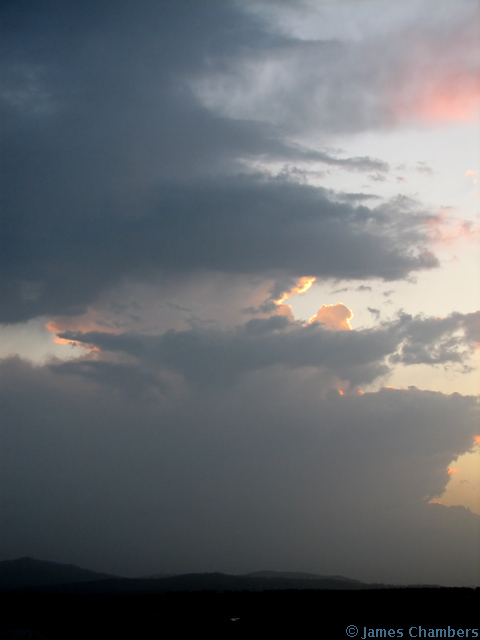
[[58, 320, 392, 387], [56, 310, 479, 388], [54, 359, 162, 400], [392, 311, 480, 368], [1, 0, 479, 591], [334, 192, 382, 204], [1, 356, 478, 583], [299, 149, 389, 172], [1, 175, 438, 323], [1, 1, 440, 324]]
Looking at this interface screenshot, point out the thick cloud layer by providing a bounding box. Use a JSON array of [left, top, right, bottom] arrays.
[[1, 356, 478, 583], [0, 0, 447, 323], [57, 310, 479, 388], [199, 0, 480, 132], [2, 175, 440, 322], [1, 1, 479, 586]]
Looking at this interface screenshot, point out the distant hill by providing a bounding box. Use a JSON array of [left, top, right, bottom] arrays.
[[140, 572, 176, 580], [0, 558, 385, 594], [246, 570, 364, 585], [1, 559, 477, 633], [0, 557, 121, 591], [123, 571, 370, 593]]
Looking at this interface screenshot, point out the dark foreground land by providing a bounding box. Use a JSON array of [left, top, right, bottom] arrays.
[[1, 587, 479, 637]]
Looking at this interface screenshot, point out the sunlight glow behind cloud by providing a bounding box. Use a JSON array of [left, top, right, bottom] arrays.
[[309, 303, 353, 330]]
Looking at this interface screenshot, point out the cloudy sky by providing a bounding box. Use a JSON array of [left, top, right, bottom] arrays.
[[1, 0, 479, 585]]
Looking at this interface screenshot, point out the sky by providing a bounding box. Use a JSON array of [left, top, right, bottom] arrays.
[[1, 0, 479, 586]]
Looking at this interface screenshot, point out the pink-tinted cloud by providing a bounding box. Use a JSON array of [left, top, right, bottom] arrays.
[[377, 33, 480, 127], [46, 308, 120, 349], [425, 210, 480, 246], [309, 303, 353, 331]]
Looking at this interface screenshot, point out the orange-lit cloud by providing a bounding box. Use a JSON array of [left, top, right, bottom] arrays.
[[275, 303, 295, 322], [432, 444, 480, 515], [466, 170, 479, 185], [45, 308, 119, 349], [274, 277, 316, 306], [45, 322, 86, 348], [309, 302, 353, 331], [328, 379, 365, 397], [273, 277, 316, 321]]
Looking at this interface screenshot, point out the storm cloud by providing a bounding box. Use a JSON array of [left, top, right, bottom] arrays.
[[1, 356, 479, 583], [56, 310, 479, 388], [1, 0, 443, 323], [1, 0, 479, 587]]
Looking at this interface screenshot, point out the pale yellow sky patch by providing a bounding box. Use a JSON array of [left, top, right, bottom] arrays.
[[431, 438, 480, 516]]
